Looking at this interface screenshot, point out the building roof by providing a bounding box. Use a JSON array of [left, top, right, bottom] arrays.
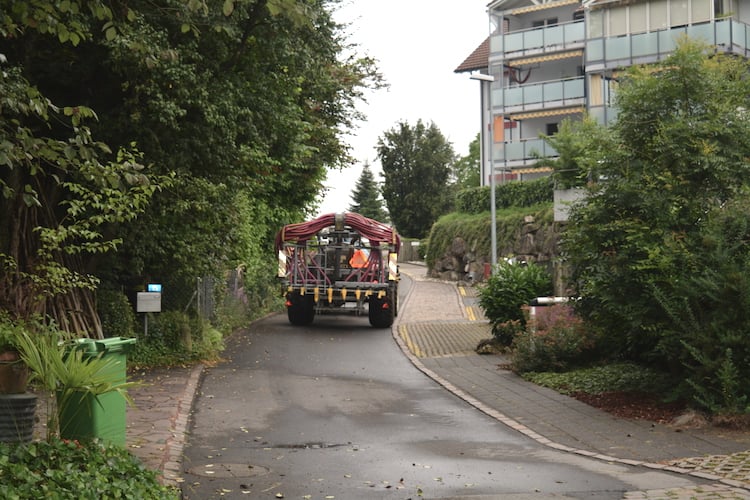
[[454, 37, 490, 73]]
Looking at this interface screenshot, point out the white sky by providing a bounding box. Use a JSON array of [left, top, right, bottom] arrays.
[[316, 0, 490, 216]]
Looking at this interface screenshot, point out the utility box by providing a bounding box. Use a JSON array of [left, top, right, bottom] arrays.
[[59, 337, 136, 447], [136, 292, 161, 313]]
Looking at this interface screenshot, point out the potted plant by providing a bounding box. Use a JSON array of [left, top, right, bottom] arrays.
[[0, 318, 37, 444], [0, 320, 29, 394], [14, 327, 138, 444]]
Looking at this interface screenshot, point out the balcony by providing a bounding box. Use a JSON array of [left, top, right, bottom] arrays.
[[491, 20, 585, 57], [586, 18, 750, 71], [496, 76, 585, 112], [496, 138, 558, 166]]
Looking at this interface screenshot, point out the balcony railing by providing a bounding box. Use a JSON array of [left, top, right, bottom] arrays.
[[496, 138, 558, 164], [586, 18, 750, 68], [498, 76, 585, 110], [491, 20, 585, 56]]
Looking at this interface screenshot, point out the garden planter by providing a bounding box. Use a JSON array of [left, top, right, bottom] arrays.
[[0, 350, 29, 394], [0, 393, 37, 443]]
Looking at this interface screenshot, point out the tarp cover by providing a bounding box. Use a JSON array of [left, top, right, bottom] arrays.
[[275, 212, 400, 252]]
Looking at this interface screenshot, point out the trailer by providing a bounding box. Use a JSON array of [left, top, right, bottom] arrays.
[[275, 212, 400, 328]]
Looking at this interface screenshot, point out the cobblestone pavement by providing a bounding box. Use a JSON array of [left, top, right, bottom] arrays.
[[396, 263, 750, 499]]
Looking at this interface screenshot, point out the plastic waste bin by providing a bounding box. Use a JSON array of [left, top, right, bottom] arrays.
[[58, 337, 136, 447]]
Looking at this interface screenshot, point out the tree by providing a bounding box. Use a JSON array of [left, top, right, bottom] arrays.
[[0, 0, 383, 332], [452, 134, 481, 190], [560, 39, 750, 409], [348, 163, 387, 222], [377, 120, 455, 238]]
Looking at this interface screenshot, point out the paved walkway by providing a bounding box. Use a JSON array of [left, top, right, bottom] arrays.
[[30, 262, 750, 499]]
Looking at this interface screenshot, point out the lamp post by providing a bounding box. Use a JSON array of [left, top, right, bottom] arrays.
[[470, 72, 497, 271]]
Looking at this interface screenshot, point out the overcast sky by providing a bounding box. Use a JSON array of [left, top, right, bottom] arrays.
[[316, 0, 490, 216]]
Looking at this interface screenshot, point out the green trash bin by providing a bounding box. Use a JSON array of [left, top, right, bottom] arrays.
[[58, 337, 136, 447]]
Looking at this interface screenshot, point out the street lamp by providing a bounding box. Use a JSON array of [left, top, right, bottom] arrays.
[[470, 72, 497, 271]]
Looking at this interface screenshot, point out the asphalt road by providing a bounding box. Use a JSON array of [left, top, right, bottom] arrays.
[[180, 275, 710, 499]]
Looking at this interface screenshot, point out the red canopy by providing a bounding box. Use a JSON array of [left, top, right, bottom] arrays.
[[275, 212, 400, 252]]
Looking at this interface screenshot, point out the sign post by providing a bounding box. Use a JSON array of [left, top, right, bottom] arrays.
[[137, 284, 162, 336]]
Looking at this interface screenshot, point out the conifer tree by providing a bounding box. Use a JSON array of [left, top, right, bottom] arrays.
[[348, 163, 388, 222]]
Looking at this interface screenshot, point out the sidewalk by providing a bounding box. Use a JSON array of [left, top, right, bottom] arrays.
[[395, 262, 750, 499], [119, 262, 750, 498]]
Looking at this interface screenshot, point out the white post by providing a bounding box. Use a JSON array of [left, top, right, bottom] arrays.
[[470, 73, 497, 271]]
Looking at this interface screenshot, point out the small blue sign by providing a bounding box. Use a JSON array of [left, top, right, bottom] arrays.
[[147, 283, 162, 293]]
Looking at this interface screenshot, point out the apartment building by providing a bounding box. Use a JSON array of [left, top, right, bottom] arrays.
[[456, 0, 750, 187]]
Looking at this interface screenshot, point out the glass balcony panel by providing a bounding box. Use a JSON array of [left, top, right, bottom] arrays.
[[605, 36, 630, 60], [491, 88, 503, 107], [659, 28, 682, 52], [588, 106, 607, 124], [491, 34, 503, 54], [505, 32, 525, 53], [494, 142, 505, 161], [687, 23, 715, 44], [504, 141, 525, 161], [525, 138, 545, 159], [630, 32, 656, 57], [565, 21, 585, 43], [733, 20, 750, 50], [545, 25, 564, 46], [524, 84, 545, 105], [543, 81, 563, 101], [563, 78, 585, 99], [505, 87, 524, 107], [523, 29, 545, 51], [586, 39, 604, 62]]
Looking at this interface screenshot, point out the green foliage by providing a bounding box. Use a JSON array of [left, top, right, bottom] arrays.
[[0, 438, 178, 499], [129, 311, 224, 368], [478, 260, 552, 345], [13, 325, 138, 441], [452, 133, 481, 190], [378, 120, 455, 238], [97, 289, 137, 339], [511, 304, 603, 373], [348, 163, 388, 222], [456, 177, 553, 214], [425, 205, 554, 270], [540, 116, 613, 189], [561, 39, 750, 413], [523, 362, 672, 396], [2, 0, 381, 335]]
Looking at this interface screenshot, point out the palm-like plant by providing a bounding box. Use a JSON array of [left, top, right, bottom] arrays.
[[14, 328, 138, 442]]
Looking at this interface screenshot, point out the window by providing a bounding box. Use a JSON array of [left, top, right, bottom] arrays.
[[546, 123, 559, 135]]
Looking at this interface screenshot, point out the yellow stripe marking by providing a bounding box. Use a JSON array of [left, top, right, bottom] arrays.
[[458, 286, 467, 297], [467, 306, 476, 321], [399, 325, 425, 358]]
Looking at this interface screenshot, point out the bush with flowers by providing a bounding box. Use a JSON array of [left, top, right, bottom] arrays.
[[511, 304, 603, 373]]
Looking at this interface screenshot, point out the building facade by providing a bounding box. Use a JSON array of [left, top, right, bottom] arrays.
[[457, 0, 750, 187]]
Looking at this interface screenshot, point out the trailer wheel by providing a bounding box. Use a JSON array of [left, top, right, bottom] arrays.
[[368, 294, 394, 328], [287, 293, 315, 326]]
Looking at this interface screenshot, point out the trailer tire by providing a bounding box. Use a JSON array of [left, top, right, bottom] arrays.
[[368, 295, 394, 328], [287, 293, 315, 326]]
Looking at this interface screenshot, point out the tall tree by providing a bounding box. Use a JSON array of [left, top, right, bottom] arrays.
[[0, 0, 383, 332], [452, 133, 481, 190], [560, 39, 750, 409], [348, 163, 387, 222], [377, 120, 455, 238]]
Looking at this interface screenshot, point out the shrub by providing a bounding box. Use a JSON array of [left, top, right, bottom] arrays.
[[97, 288, 137, 339], [478, 260, 552, 345], [511, 304, 602, 373], [0, 438, 178, 499], [129, 311, 224, 368]]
